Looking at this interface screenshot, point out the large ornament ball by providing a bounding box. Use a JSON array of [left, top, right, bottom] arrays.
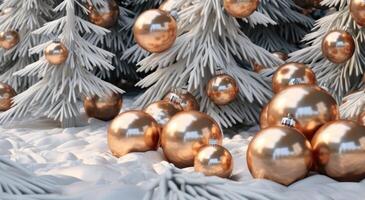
[[259, 103, 269, 129], [108, 111, 160, 157], [312, 120, 365, 181], [45, 41, 69, 65], [224, 0, 260, 18], [206, 74, 239, 105], [267, 85, 339, 139], [161, 111, 223, 168], [88, 0, 119, 28], [194, 145, 233, 178], [84, 93, 122, 121], [247, 126, 313, 185], [350, 0, 365, 26], [0, 82, 16, 111], [0, 30, 19, 50], [272, 62, 317, 93], [144, 100, 181, 126], [133, 9, 177, 53], [322, 30, 355, 64], [164, 90, 200, 111]]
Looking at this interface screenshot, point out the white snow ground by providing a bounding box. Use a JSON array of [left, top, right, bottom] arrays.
[[0, 95, 365, 200]]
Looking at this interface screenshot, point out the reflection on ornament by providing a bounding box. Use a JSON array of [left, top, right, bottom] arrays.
[[272, 62, 316, 93], [206, 74, 239, 105], [247, 126, 313, 185], [267, 85, 339, 139], [108, 110, 160, 157], [224, 0, 260, 18], [0, 30, 19, 50], [161, 111, 223, 168], [133, 9, 177, 53], [88, 0, 119, 28], [45, 41, 69, 65], [322, 30, 355, 64], [194, 145, 233, 178], [84, 93, 122, 121], [0, 82, 16, 111], [144, 100, 181, 126], [312, 120, 365, 181]]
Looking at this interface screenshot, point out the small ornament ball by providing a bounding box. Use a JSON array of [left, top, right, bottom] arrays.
[[108, 111, 160, 157], [0, 30, 19, 50], [259, 103, 269, 129], [322, 30, 355, 64], [143, 100, 181, 126], [247, 126, 313, 185], [194, 145, 233, 178], [164, 90, 200, 111], [161, 111, 223, 168], [224, 0, 260, 18], [272, 62, 316, 93], [312, 120, 365, 181], [88, 0, 119, 28], [206, 74, 239, 105], [133, 9, 177, 53], [0, 82, 16, 111], [350, 0, 365, 26], [45, 41, 69, 65], [84, 93, 122, 121]]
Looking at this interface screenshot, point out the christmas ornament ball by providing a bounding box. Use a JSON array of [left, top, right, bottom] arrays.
[[224, 0, 260, 18], [322, 30, 355, 64], [108, 110, 160, 157], [247, 126, 313, 185], [88, 0, 119, 28], [163, 90, 200, 111], [133, 9, 177, 53], [259, 103, 269, 129], [45, 41, 69, 65], [84, 93, 122, 121], [312, 120, 365, 181], [358, 112, 365, 126], [272, 51, 289, 61], [0, 30, 19, 50], [206, 74, 239, 105], [161, 111, 223, 168], [272, 62, 316, 93], [0, 82, 16, 111], [267, 85, 339, 139], [350, 0, 365, 26], [194, 145, 233, 178], [143, 100, 181, 126]]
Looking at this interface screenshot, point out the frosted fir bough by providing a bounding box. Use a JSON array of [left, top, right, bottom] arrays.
[[0, 0, 53, 92], [290, 0, 365, 104], [245, 0, 313, 53], [129, 0, 283, 127], [0, 0, 123, 127]]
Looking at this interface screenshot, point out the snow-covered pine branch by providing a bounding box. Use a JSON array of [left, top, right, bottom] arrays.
[[0, 0, 123, 127]]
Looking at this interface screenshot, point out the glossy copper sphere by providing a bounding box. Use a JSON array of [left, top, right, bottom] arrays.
[[143, 100, 181, 126], [224, 0, 260, 18], [312, 120, 365, 181], [259, 103, 269, 129], [163, 91, 200, 111], [322, 30, 355, 64], [206, 74, 239, 105], [88, 0, 119, 28], [358, 112, 365, 126], [133, 9, 177, 53], [0, 82, 16, 111], [161, 111, 223, 168], [267, 85, 339, 139], [247, 126, 313, 185], [350, 0, 365, 26], [272, 62, 317, 93], [108, 110, 160, 157], [84, 93, 122, 121], [194, 145, 233, 178], [0, 30, 19, 50], [45, 41, 69, 65]]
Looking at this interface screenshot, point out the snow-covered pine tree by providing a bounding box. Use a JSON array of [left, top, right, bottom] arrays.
[[246, 0, 313, 53], [0, 0, 123, 127], [0, 0, 53, 92], [289, 0, 365, 119], [132, 0, 283, 127]]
